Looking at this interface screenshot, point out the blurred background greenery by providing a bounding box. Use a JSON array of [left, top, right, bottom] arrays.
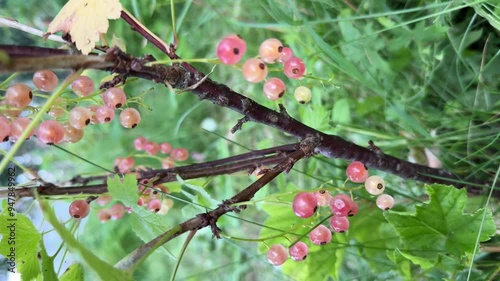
[[0, 0, 498, 280]]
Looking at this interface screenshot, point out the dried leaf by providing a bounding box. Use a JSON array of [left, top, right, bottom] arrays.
[[47, 0, 123, 54]]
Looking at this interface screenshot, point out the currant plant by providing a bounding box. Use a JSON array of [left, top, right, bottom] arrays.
[[0, 1, 497, 281]]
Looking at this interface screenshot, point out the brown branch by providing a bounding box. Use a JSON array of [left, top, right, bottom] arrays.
[[115, 137, 316, 269], [1, 144, 299, 198]]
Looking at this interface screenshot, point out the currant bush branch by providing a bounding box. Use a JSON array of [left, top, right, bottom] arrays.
[[115, 139, 314, 270], [0, 143, 299, 198]]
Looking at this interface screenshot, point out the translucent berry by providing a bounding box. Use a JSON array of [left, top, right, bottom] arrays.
[[103, 87, 127, 108], [0, 117, 11, 142], [162, 157, 175, 169], [171, 148, 189, 161], [119, 108, 141, 128], [95, 195, 112, 206], [144, 141, 160, 155], [216, 35, 247, 65], [109, 203, 126, 220], [95, 106, 115, 123], [313, 190, 332, 206], [9, 117, 34, 141], [346, 162, 369, 183], [86, 104, 99, 124], [160, 142, 172, 154], [308, 225, 332, 245], [278, 47, 294, 63], [292, 192, 318, 218], [134, 136, 148, 151], [62, 123, 84, 143], [36, 120, 64, 144], [263, 78, 286, 100], [284, 57, 306, 79], [289, 241, 308, 261], [148, 199, 162, 212], [98, 209, 111, 223], [69, 200, 90, 219], [294, 86, 312, 104], [6, 84, 32, 109], [267, 244, 288, 266], [365, 175, 385, 195], [329, 194, 356, 217], [68, 106, 91, 129], [71, 75, 94, 96], [33, 69, 58, 92], [242, 58, 268, 83], [376, 194, 394, 210], [329, 216, 350, 233], [115, 157, 135, 173], [258, 38, 283, 64]]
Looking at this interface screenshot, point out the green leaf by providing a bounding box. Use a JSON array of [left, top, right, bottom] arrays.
[[60, 264, 84, 281], [331, 98, 351, 124], [107, 174, 175, 259], [37, 196, 132, 281], [384, 184, 495, 268], [0, 213, 41, 281], [40, 239, 58, 281]]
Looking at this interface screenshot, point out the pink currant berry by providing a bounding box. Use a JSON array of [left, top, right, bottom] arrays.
[[329, 194, 356, 217], [160, 142, 172, 154], [263, 78, 286, 100], [258, 38, 283, 64], [278, 47, 294, 63], [68, 106, 91, 130], [9, 117, 34, 141], [0, 117, 11, 142], [95, 195, 112, 206], [313, 190, 332, 206], [62, 123, 84, 143], [242, 58, 268, 83], [308, 225, 332, 245], [346, 162, 369, 183], [283, 57, 306, 79], [171, 148, 189, 161], [134, 136, 148, 151], [289, 241, 308, 261], [98, 209, 111, 223], [148, 199, 162, 212], [162, 157, 175, 169], [6, 84, 32, 109], [267, 244, 288, 266], [102, 87, 127, 108], [144, 141, 160, 155], [36, 120, 64, 144], [329, 216, 350, 233], [95, 106, 115, 123], [71, 75, 94, 96], [217, 35, 247, 65], [33, 69, 58, 92], [119, 108, 141, 128], [115, 157, 134, 173], [376, 194, 394, 210], [109, 203, 126, 220], [69, 200, 90, 219], [292, 192, 318, 218]]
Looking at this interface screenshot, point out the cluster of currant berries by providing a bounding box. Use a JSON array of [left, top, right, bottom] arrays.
[[0, 70, 141, 145], [216, 35, 313, 104], [67, 137, 189, 221], [266, 162, 395, 266], [346, 161, 394, 210], [68, 183, 174, 221]]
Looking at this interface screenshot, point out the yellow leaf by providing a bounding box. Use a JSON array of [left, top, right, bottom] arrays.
[[47, 0, 123, 54]]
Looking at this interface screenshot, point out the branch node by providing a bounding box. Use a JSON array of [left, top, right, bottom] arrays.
[[231, 116, 250, 133], [368, 140, 382, 155]]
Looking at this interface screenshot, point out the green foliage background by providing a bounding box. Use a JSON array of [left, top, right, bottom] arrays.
[[0, 0, 498, 280]]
